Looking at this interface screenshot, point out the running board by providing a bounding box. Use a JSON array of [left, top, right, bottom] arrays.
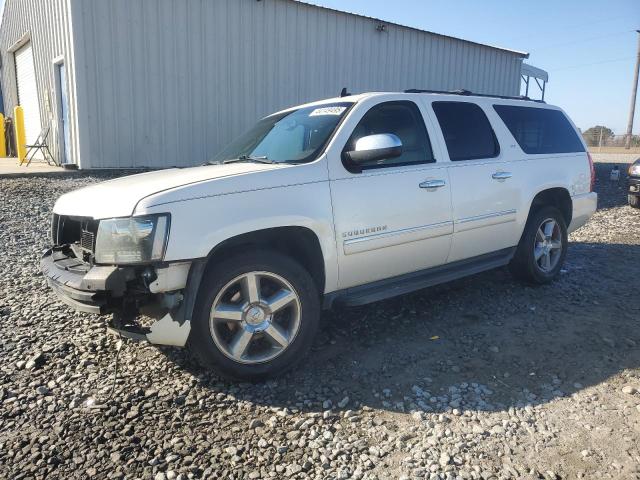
[[324, 247, 516, 308]]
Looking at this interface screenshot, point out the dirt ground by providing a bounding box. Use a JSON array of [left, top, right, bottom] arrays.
[[0, 158, 639, 480]]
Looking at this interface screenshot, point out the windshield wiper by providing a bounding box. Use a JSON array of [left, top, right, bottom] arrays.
[[222, 155, 276, 165]]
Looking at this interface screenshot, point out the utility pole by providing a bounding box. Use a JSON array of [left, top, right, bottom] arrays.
[[625, 30, 640, 149], [598, 126, 603, 151]]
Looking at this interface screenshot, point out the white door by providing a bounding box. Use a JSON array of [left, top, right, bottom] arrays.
[[56, 63, 72, 164], [429, 100, 521, 263], [329, 100, 453, 289], [15, 43, 42, 145]]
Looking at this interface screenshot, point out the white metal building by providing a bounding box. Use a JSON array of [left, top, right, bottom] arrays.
[[0, 0, 533, 169]]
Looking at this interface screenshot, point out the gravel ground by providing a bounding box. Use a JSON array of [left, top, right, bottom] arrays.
[[1, 161, 639, 480]]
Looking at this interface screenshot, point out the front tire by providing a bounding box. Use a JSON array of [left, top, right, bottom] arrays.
[[509, 206, 568, 284], [629, 194, 640, 209], [189, 250, 320, 381]]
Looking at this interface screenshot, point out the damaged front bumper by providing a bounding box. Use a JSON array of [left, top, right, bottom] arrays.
[[41, 248, 133, 314], [41, 248, 204, 347]]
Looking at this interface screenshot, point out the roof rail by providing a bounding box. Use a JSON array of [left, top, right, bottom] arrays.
[[403, 88, 546, 103]]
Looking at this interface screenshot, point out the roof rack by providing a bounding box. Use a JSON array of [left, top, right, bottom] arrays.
[[403, 88, 546, 103]]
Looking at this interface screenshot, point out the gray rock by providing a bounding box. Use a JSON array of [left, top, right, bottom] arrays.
[[286, 430, 301, 440], [25, 352, 45, 370], [35, 386, 50, 395], [602, 337, 615, 348], [249, 418, 264, 429]]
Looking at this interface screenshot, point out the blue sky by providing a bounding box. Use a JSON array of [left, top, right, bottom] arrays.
[[1, 0, 636, 133], [306, 0, 639, 134]]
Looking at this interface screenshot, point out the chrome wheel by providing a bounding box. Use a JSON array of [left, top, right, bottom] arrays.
[[209, 271, 301, 364], [534, 218, 562, 272]]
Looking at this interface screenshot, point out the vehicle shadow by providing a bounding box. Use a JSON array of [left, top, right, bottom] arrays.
[[162, 240, 639, 415]]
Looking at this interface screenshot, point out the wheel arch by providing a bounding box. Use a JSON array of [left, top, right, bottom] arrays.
[[525, 187, 573, 227], [201, 226, 327, 296]]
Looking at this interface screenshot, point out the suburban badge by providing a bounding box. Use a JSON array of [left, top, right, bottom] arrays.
[[342, 225, 388, 239]]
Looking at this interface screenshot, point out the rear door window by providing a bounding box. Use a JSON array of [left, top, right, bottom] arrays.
[[432, 101, 500, 161], [493, 105, 585, 154]]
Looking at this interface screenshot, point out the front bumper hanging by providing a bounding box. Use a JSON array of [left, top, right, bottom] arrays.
[[40, 248, 205, 347], [40, 248, 133, 314]]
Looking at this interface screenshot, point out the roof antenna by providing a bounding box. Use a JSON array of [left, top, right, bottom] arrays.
[[340, 87, 350, 97]]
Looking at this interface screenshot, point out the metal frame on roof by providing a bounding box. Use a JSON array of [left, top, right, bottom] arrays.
[[521, 63, 549, 101]]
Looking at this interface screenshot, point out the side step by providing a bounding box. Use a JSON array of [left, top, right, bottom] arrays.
[[325, 247, 515, 308]]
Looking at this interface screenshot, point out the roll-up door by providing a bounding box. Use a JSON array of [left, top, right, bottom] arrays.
[[15, 43, 42, 145]]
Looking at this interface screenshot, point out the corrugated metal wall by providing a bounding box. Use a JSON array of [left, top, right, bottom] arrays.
[[71, 0, 525, 169], [0, 0, 80, 165], [3, 0, 525, 169]]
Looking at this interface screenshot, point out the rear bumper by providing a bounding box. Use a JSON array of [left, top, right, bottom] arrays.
[[568, 192, 597, 234]]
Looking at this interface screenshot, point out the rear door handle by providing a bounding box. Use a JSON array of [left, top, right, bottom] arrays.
[[492, 171, 512, 181], [419, 179, 446, 189]]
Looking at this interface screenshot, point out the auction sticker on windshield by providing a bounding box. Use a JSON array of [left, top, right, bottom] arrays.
[[309, 106, 347, 116]]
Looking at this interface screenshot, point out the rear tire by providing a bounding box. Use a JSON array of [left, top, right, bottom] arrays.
[[189, 250, 320, 381], [509, 206, 568, 284], [629, 194, 640, 209]]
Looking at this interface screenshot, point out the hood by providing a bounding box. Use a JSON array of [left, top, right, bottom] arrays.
[[53, 163, 283, 219]]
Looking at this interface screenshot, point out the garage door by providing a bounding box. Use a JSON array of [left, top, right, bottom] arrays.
[[15, 43, 42, 145]]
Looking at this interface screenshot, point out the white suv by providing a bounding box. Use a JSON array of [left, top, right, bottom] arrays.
[[41, 91, 597, 380]]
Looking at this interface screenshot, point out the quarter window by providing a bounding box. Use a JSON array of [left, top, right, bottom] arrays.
[[343, 101, 434, 169], [432, 101, 500, 161], [493, 105, 585, 154]]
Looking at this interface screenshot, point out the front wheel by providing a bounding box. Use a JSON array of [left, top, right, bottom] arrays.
[[509, 206, 568, 284], [189, 250, 320, 381]]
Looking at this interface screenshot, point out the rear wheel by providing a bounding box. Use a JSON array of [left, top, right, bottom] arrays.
[[629, 194, 640, 208], [189, 250, 320, 381], [509, 206, 568, 284]]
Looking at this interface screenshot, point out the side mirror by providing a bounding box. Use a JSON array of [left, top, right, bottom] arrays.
[[343, 134, 403, 172]]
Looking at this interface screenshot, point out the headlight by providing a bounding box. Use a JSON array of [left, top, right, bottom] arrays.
[[629, 164, 640, 176], [95, 214, 170, 264]]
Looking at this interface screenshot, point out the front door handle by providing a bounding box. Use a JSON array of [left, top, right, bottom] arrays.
[[492, 171, 512, 181], [419, 179, 446, 189]]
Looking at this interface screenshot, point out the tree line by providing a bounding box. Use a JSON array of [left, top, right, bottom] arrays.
[[582, 126, 639, 147]]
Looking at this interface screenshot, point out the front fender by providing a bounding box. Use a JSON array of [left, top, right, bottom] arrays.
[[139, 181, 339, 294]]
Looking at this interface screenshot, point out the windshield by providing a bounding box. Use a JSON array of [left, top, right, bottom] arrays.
[[209, 102, 353, 164]]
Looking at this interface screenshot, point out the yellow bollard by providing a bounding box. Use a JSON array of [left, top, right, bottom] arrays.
[[0, 113, 5, 158], [14, 105, 26, 164]]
